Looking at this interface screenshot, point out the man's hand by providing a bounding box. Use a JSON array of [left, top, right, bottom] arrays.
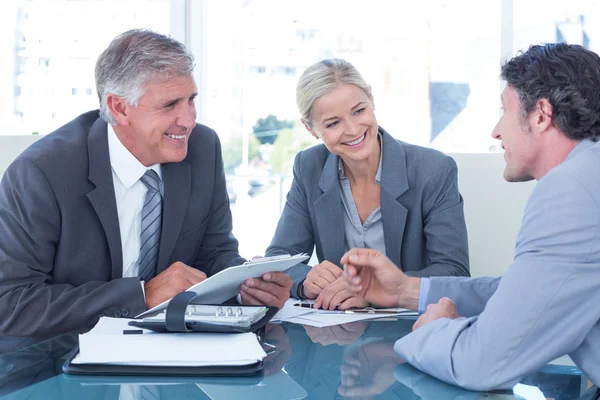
[[341, 248, 420, 309], [412, 297, 459, 331], [239, 272, 292, 309], [303, 260, 343, 299], [304, 322, 367, 346], [314, 277, 369, 310], [144, 261, 207, 309]]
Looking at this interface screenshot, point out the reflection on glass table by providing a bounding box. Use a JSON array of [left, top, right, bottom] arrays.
[[0, 318, 595, 400]]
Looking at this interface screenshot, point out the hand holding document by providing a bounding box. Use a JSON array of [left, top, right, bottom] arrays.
[[137, 254, 309, 318]]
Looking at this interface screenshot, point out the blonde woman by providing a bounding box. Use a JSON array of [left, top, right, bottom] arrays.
[[266, 59, 469, 310]]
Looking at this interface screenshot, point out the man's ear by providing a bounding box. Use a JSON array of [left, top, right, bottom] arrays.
[[301, 119, 319, 139], [533, 98, 553, 133], [105, 94, 130, 126]]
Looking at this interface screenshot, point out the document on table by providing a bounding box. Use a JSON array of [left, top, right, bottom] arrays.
[[273, 299, 419, 327], [73, 317, 266, 367]]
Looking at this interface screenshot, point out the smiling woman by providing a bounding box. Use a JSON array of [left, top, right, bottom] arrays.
[[266, 58, 471, 307]]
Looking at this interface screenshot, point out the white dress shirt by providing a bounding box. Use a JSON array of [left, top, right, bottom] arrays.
[[107, 124, 162, 279]]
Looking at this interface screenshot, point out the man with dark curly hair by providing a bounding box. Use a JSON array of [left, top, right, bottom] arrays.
[[340, 43, 600, 393]]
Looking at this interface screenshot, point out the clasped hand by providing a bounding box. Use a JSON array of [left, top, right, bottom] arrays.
[[303, 260, 367, 310]]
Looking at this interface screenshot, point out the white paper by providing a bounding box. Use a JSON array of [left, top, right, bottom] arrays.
[[273, 299, 418, 327], [137, 254, 309, 318], [271, 299, 314, 322], [74, 332, 266, 367], [85, 317, 149, 335], [512, 383, 546, 400]]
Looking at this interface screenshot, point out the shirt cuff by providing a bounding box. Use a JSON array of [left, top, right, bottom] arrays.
[[297, 279, 306, 299], [418, 278, 431, 314]]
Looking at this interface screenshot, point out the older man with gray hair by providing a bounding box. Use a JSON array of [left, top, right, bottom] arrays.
[[0, 29, 292, 337]]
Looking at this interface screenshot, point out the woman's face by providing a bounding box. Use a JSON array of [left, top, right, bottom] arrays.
[[304, 83, 378, 164]]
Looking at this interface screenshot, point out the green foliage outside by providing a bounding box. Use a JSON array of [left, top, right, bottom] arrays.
[[221, 134, 261, 173], [270, 127, 314, 174], [252, 114, 294, 145], [222, 116, 313, 175]]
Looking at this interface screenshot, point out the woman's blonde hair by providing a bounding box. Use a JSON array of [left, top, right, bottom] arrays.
[[296, 59, 371, 126]]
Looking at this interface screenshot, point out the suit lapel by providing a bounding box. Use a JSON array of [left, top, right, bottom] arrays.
[[379, 128, 409, 268], [86, 118, 123, 280], [314, 153, 345, 267], [157, 161, 191, 273]]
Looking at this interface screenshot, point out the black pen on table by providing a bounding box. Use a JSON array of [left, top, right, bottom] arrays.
[[294, 303, 317, 308]]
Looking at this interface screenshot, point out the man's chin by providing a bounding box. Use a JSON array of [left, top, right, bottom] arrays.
[[163, 149, 188, 164], [504, 170, 534, 183]]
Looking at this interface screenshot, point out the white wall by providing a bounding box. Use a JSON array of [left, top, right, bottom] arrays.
[[449, 153, 536, 277], [0, 135, 41, 176]]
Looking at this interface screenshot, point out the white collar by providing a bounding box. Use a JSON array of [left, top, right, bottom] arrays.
[[107, 124, 162, 188]]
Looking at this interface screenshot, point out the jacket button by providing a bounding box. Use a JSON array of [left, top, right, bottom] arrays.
[[121, 309, 129, 317], [4, 364, 14, 372], [113, 310, 122, 318]]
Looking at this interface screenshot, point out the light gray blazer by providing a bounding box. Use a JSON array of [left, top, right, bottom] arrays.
[[267, 127, 470, 297], [0, 111, 244, 337], [394, 139, 600, 390]]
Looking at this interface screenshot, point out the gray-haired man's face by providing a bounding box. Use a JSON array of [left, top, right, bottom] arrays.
[[116, 75, 197, 167]]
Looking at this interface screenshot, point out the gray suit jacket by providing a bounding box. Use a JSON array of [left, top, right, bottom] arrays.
[[0, 111, 244, 337], [267, 127, 470, 297], [394, 139, 600, 390]]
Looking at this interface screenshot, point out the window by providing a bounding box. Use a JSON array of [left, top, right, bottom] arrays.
[[513, 0, 598, 52], [1, 0, 597, 257], [1, 0, 171, 136]]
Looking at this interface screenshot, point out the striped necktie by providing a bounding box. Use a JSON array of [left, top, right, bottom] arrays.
[[138, 170, 162, 282]]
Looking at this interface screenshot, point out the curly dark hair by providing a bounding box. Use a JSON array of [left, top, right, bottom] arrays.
[[501, 43, 600, 141]]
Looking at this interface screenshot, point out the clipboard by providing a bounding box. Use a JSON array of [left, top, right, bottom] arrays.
[[137, 253, 308, 319]]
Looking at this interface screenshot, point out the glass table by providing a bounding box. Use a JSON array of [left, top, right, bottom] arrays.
[[0, 318, 594, 399]]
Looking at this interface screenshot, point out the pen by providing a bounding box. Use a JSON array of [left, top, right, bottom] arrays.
[[294, 303, 316, 308]]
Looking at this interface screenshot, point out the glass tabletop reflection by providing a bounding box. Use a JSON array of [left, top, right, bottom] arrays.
[[0, 318, 592, 400]]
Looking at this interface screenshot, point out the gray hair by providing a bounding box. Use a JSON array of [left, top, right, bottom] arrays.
[[296, 58, 372, 126], [95, 29, 195, 124]]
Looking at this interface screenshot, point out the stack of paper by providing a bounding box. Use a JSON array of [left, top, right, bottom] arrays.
[[272, 299, 418, 328], [72, 317, 266, 367]]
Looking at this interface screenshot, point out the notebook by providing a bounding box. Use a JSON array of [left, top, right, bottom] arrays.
[[140, 305, 267, 329], [64, 317, 267, 375]]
